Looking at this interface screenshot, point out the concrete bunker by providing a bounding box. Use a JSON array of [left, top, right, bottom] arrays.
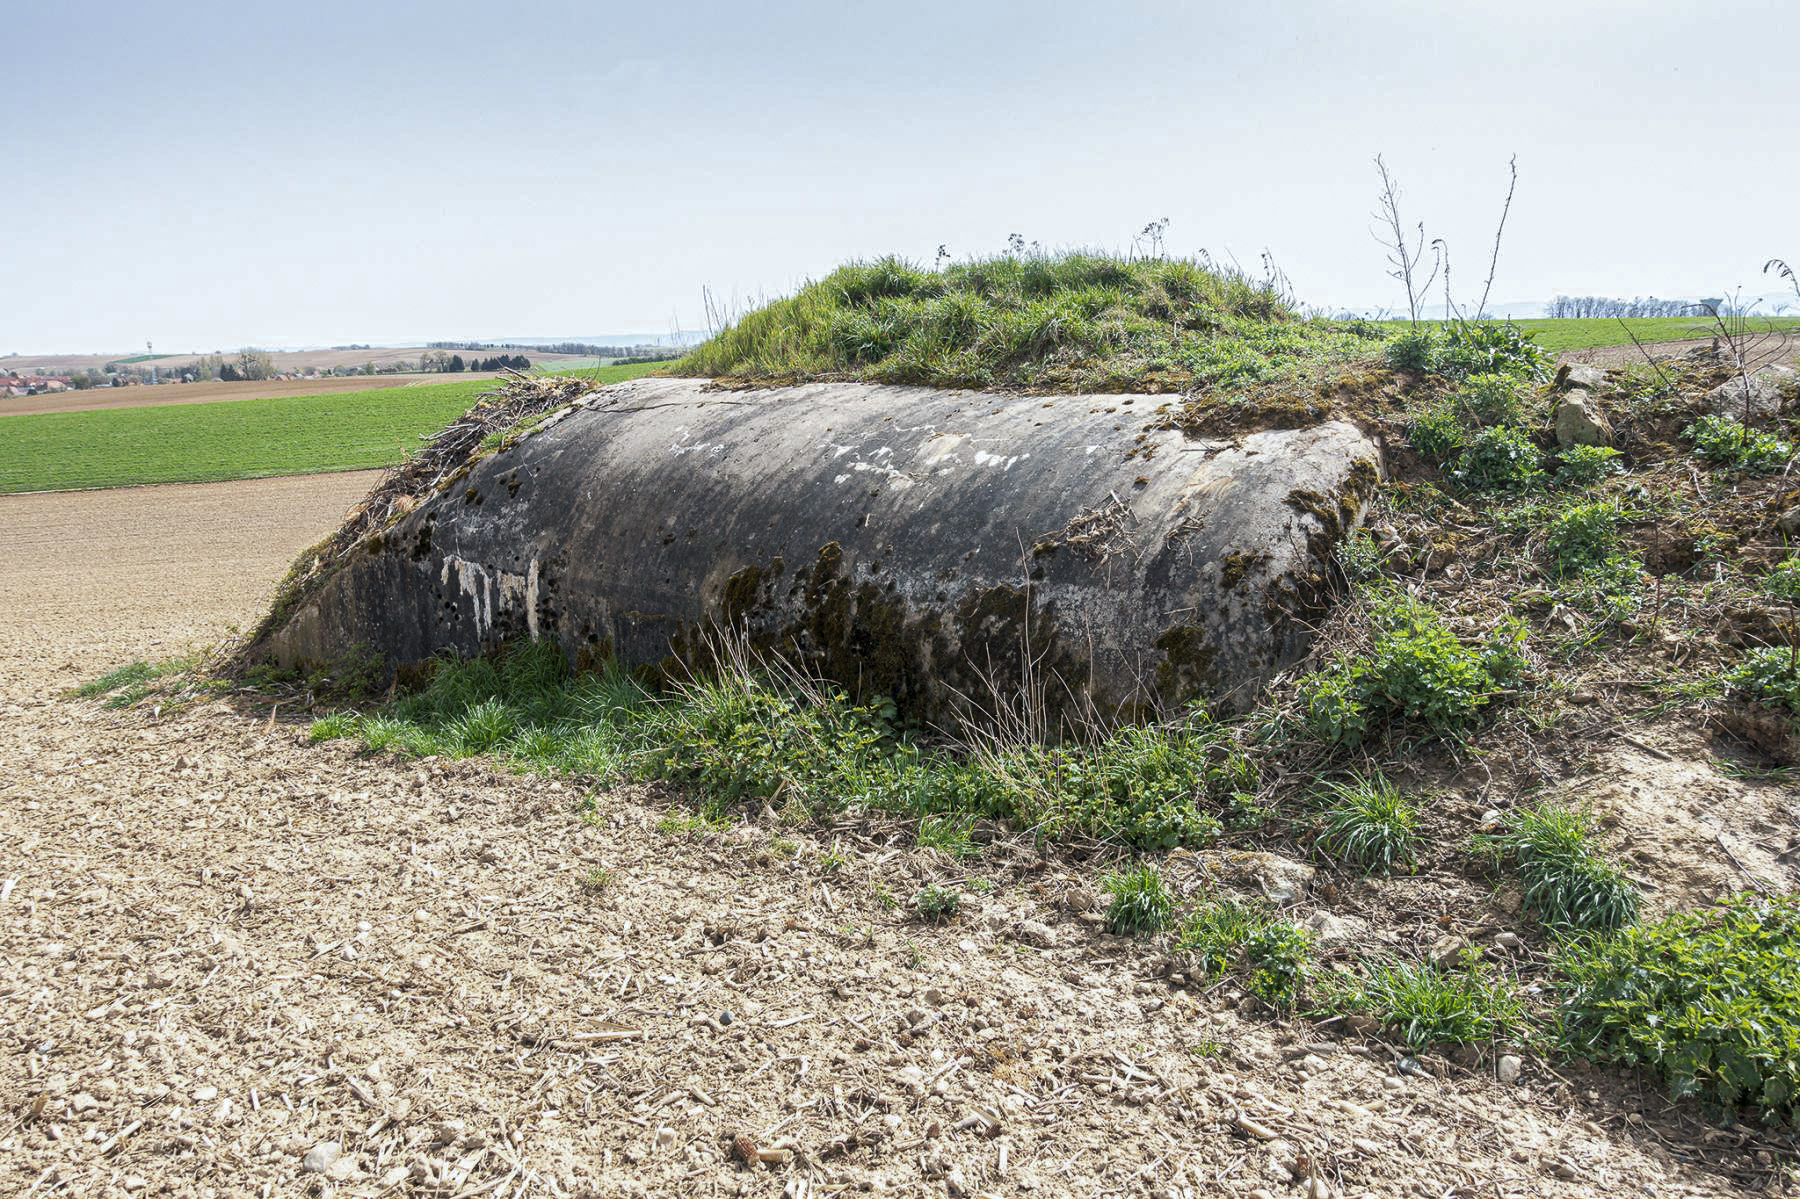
[[250, 377, 1383, 723]]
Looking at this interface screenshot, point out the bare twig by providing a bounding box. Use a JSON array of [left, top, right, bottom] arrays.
[[1475, 155, 1518, 321]]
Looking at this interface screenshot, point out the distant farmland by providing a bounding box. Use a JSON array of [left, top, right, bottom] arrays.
[[1, 372, 490, 418], [1380, 315, 1800, 354], [0, 362, 662, 494]]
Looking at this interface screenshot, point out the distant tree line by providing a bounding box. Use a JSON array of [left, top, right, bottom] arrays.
[[1545, 295, 1728, 319], [193, 351, 276, 381], [418, 351, 532, 373]]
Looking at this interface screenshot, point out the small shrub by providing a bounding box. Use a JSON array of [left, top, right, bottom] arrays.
[[1405, 400, 1467, 464], [913, 885, 961, 923], [1459, 372, 1530, 425], [1101, 862, 1175, 935], [1686, 414, 1795, 474], [1557, 895, 1800, 1124], [1474, 805, 1639, 932], [1317, 773, 1419, 873], [1449, 425, 1545, 492], [1555, 444, 1622, 487], [1545, 500, 1626, 577], [1726, 647, 1800, 717], [1343, 954, 1530, 1049], [1243, 921, 1313, 1008]]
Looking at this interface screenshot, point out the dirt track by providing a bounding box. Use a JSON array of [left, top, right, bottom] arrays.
[[0, 478, 1776, 1198]]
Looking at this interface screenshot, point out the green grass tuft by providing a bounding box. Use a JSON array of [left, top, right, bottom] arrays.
[[1316, 772, 1419, 873], [1474, 804, 1639, 932], [1100, 862, 1175, 935], [1337, 954, 1530, 1049]]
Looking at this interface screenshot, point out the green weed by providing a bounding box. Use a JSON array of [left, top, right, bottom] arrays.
[[913, 885, 960, 923], [1405, 400, 1468, 464], [1557, 895, 1800, 1124], [1101, 862, 1175, 935], [1555, 444, 1622, 487], [1175, 899, 1311, 1007], [1448, 426, 1546, 492], [1473, 805, 1639, 932], [1458, 372, 1531, 425], [1686, 415, 1795, 474], [1316, 773, 1419, 873], [1337, 954, 1530, 1049], [1725, 647, 1800, 717], [1298, 593, 1526, 745]]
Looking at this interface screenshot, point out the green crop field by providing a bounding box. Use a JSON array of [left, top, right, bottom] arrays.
[[0, 362, 662, 495], [1381, 316, 1800, 355]]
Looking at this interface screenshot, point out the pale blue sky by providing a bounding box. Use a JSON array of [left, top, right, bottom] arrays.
[[5, 0, 1796, 352]]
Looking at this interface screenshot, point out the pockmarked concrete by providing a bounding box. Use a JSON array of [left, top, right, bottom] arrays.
[[255, 379, 1382, 720]]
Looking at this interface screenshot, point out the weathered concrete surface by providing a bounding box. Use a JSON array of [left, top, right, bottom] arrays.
[[256, 378, 1383, 721]]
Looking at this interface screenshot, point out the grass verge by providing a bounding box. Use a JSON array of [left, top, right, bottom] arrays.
[[307, 640, 1249, 852]]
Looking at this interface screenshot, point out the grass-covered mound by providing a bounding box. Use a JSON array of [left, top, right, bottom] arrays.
[[674, 252, 1386, 393]]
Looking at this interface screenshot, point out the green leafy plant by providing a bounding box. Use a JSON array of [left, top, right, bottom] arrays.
[[1449, 425, 1545, 492], [1101, 862, 1175, 935], [1557, 895, 1800, 1124], [1175, 899, 1310, 1006], [1175, 897, 1268, 974], [1298, 593, 1525, 745], [1317, 773, 1419, 873], [1725, 647, 1800, 717], [1545, 500, 1626, 576], [1337, 528, 1386, 582], [913, 884, 961, 923], [1243, 921, 1314, 1008], [1404, 400, 1467, 463], [1765, 558, 1800, 603], [1685, 414, 1795, 474], [1382, 323, 1548, 381], [1474, 805, 1639, 931], [1458, 372, 1530, 425], [1555, 444, 1622, 487], [1339, 953, 1530, 1049]]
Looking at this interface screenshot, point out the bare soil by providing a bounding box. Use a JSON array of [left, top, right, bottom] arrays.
[[1560, 338, 1800, 370], [2, 377, 498, 420], [0, 477, 1790, 1198]]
